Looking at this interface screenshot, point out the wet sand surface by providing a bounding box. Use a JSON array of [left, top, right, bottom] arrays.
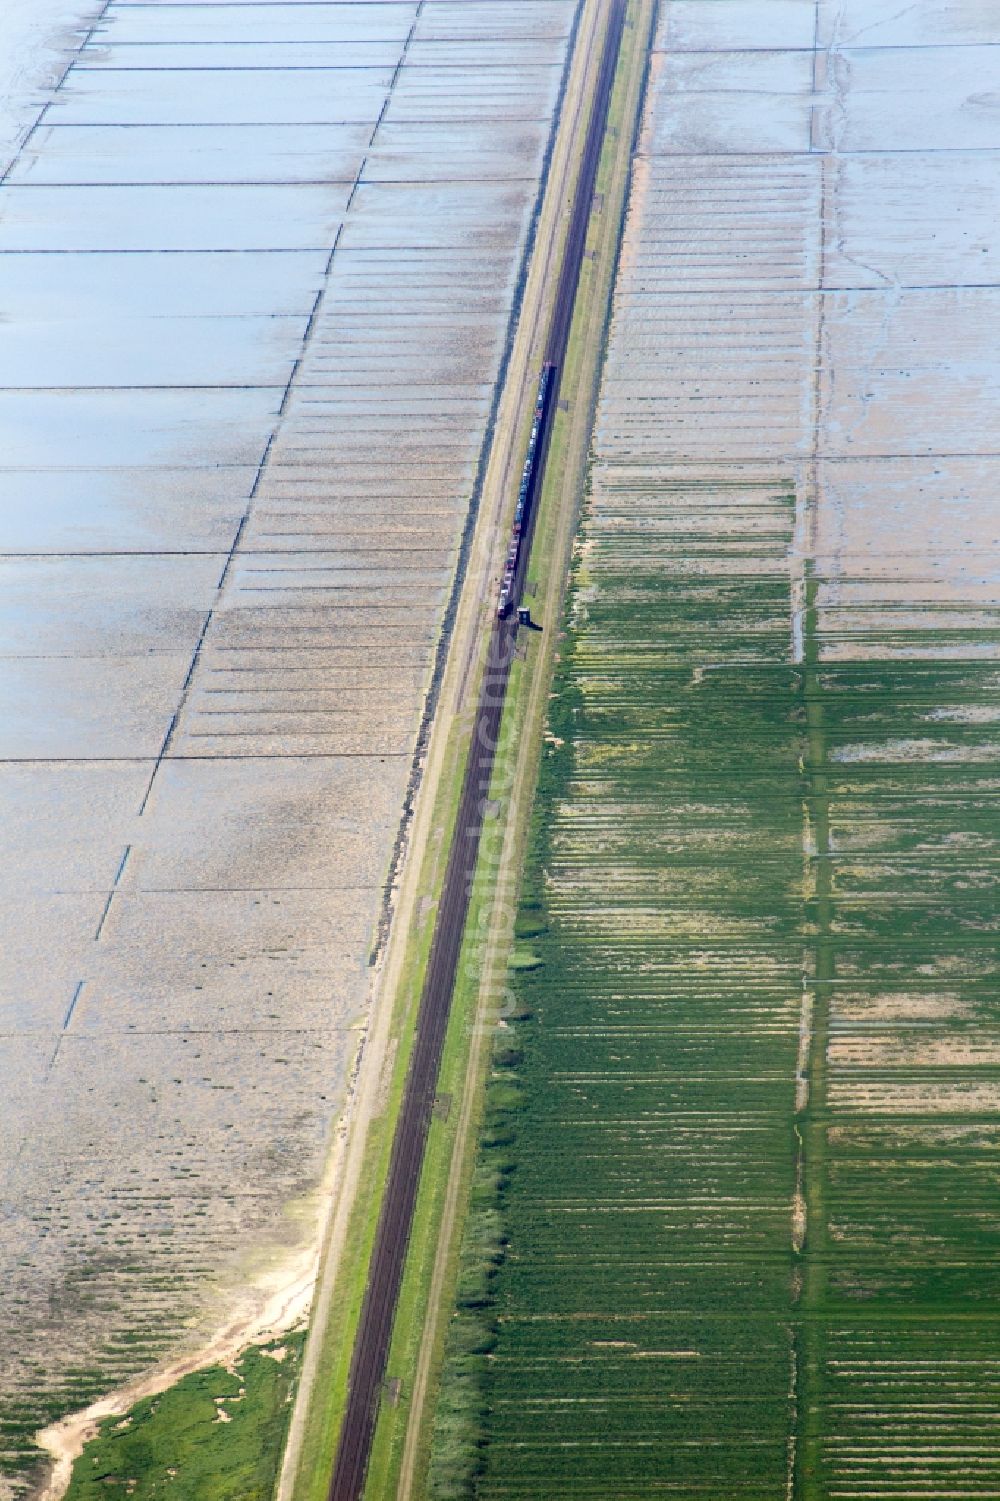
[[0, 2, 577, 1489], [477, 0, 1000, 1495], [0, 2, 103, 173]]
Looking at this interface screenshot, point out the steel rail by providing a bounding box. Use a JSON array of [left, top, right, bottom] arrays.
[[326, 4, 629, 1494]]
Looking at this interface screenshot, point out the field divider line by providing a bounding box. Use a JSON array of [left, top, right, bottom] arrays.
[[795, 564, 833, 1501]]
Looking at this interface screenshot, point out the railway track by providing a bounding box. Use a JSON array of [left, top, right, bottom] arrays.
[[326, 4, 629, 1496]]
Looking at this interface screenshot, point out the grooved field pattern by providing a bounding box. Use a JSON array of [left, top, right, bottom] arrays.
[[467, 1, 1000, 1497], [0, 2, 578, 1490]]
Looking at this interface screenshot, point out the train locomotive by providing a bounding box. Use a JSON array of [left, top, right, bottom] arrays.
[[497, 361, 556, 619]]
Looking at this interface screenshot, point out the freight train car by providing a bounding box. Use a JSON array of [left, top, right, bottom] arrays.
[[498, 361, 556, 619]]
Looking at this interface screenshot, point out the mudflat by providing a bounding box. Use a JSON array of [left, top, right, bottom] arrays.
[[0, 3, 579, 1493]]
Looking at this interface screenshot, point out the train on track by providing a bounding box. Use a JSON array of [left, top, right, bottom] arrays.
[[498, 361, 556, 619]]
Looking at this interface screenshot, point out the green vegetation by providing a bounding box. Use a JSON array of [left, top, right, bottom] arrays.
[[0, 1303, 185, 1494], [796, 567, 1000, 1497], [289, 610, 484, 1501], [424, 1034, 527, 1500], [360, 694, 530, 1501], [338, 6, 659, 1497], [426, 484, 806, 1499], [424, 470, 1000, 1499], [64, 1335, 304, 1501]]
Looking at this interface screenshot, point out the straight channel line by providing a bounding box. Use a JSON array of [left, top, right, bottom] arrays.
[[324, 4, 629, 1497]]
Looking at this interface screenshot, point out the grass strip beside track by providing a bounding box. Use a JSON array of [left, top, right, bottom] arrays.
[[289, 699, 477, 1501], [324, 0, 631, 1483], [361, 5, 657, 1495], [285, 3, 615, 1494]]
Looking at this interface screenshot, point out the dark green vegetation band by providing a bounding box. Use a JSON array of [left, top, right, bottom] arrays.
[[63, 1335, 304, 1501], [426, 474, 1000, 1498]]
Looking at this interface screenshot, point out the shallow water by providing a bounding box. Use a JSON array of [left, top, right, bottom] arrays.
[[0, 1, 101, 172]]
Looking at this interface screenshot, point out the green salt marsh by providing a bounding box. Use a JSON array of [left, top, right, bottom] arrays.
[[427, 476, 1000, 1497]]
